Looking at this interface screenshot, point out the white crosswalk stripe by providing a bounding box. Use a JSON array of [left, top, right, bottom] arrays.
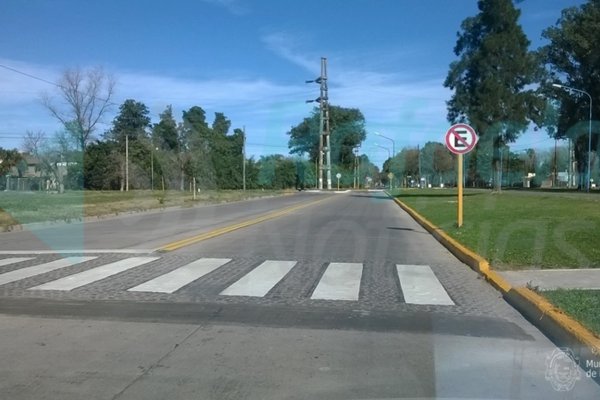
[[311, 262, 363, 301], [220, 260, 296, 297], [0, 257, 96, 286], [396, 264, 454, 305], [0, 255, 455, 306], [29, 257, 159, 291], [0, 257, 34, 267], [128, 258, 231, 293]]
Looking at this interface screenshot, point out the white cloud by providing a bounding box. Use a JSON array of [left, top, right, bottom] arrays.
[[261, 32, 319, 74], [0, 55, 452, 161]]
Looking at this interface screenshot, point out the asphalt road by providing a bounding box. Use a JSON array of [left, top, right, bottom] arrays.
[[0, 190, 598, 399]]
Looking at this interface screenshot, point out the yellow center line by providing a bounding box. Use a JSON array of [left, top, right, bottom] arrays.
[[157, 195, 335, 252]]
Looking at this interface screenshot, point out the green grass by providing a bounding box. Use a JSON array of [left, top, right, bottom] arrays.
[[392, 188, 600, 269], [542, 290, 600, 336], [0, 189, 291, 229]]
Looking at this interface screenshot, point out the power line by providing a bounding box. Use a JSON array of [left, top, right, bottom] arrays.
[[0, 63, 60, 88], [0, 63, 114, 104]]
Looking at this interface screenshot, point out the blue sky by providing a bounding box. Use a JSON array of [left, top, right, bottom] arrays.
[[0, 0, 584, 165]]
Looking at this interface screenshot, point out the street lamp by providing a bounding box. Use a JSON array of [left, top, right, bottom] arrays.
[[151, 145, 159, 191], [374, 132, 395, 157], [552, 83, 593, 192], [374, 144, 392, 189]]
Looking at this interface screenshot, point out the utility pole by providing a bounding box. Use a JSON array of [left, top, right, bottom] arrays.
[[242, 126, 246, 191], [125, 134, 129, 192], [306, 57, 331, 190]]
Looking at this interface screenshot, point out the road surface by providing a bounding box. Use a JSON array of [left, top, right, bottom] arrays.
[[0, 190, 598, 399]]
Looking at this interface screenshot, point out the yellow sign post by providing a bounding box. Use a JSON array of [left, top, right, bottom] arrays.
[[445, 124, 478, 228], [457, 153, 463, 227]]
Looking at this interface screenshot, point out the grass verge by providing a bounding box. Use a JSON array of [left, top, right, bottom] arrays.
[[0, 189, 291, 230], [542, 289, 600, 336], [392, 188, 600, 269]]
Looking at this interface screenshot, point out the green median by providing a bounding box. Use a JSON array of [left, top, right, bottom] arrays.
[[542, 290, 600, 336], [392, 188, 600, 270]]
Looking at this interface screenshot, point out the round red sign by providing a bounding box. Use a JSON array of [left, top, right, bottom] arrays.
[[445, 124, 478, 155]]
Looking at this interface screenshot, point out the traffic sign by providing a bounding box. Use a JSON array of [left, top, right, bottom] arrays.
[[336, 173, 341, 179], [445, 123, 478, 155]]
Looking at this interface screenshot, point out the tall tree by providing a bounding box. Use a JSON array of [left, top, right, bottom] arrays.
[[105, 99, 152, 190], [181, 106, 215, 189], [444, 0, 542, 190], [288, 106, 367, 169], [541, 0, 600, 188], [42, 67, 115, 152], [153, 105, 179, 151]]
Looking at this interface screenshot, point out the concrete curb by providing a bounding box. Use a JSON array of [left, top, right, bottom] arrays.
[[389, 194, 600, 376]]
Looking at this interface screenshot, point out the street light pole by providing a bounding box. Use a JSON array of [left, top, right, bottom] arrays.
[[374, 144, 392, 189], [375, 132, 395, 157], [552, 83, 593, 192]]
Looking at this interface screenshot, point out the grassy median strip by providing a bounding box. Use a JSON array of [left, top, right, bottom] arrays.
[[392, 188, 600, 270], [0, 190, 291, 230], [542, 289, 600, 336]]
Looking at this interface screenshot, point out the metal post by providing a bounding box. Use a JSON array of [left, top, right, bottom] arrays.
[[151, 143, 154, 191], [125, 134, 129, 192], [242, 126, 246, 191], [457, 154, 463, 227]]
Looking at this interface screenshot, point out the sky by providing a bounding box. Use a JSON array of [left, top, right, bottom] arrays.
[[0, 0, 586, 166]]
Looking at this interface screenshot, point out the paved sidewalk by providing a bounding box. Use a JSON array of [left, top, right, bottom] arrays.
[[498, 268, 600, 290]]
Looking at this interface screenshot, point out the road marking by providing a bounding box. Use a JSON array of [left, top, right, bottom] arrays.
[[158, 196, 334, 252], [311, 262, 363, 301], [0, 257, 34, 267], [396, 265, 454, 305], [0, 257, 96, 286], [128, 258, 231, 293], [0, 250, 154, 255], [29, 257, 159, 291], [220, 260, 297, 297]]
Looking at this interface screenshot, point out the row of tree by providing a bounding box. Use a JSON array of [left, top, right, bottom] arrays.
[[444, 0, 600, 190]]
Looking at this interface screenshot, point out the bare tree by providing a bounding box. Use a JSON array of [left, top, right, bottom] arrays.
[[21, 130, 47, 155], [42, 67, 116, 152]]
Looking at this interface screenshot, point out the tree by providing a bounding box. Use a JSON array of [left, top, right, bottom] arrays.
[[153, 105, 179, 151], [42, 67, 115, 152], [288, 106, 367, 169], [541, 0, 600, 189], [0, 148, 22, 176], [83, 141, 120, 190], [444, 0, 542, 190], [105, 99, 152, 190]]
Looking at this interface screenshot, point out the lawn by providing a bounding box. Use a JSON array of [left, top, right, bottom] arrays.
[[392, 188, 600, 269], [0, 189, 290, 230], [542, 289, 600, 336]]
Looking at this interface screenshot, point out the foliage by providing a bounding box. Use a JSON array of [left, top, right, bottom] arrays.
[[444, 0, 543, 190], [287, 105, 367, 169], [541, 0, 600, 188], [0, 148, 22, 175]]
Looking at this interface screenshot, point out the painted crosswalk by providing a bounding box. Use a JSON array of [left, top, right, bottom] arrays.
[[0, 257, 96, 286], [220, 260, 296, 297], [29, 257, 159, 291], [129, 258, 231, 293], [311, 262, 363, 300], [0, 255, 455, 306]]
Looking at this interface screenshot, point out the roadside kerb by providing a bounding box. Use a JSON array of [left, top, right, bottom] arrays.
[[389, 194, 600, 377], [158, 194, 335, 252]]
